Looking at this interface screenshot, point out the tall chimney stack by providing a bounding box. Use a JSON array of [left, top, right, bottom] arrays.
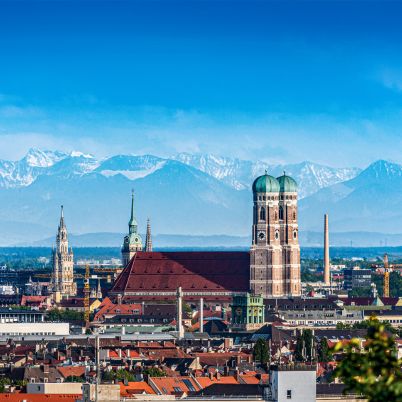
[[324, 214, 330, 285], [199, 297, 204, 333]]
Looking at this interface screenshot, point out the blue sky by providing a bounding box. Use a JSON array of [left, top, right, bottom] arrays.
[[1, 0, 402, 167]]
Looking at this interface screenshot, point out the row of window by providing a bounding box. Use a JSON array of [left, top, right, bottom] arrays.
[[259, 206, 296, 221], [257, 195, 297, 201]]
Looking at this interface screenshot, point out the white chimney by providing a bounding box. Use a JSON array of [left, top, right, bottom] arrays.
[[199, 297, 204, 333], [176, 287, 184, 339], [324, 214, 330, 285]]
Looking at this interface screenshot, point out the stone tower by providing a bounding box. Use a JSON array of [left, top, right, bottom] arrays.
[[121, 191, 143, 266], [250, 172, 301, 298], [145, 218, 153, 252], [277, 173, 301, 296], [52, 206, 77, 298]]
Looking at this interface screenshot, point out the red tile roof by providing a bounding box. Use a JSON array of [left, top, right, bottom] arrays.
[[94, 301, 142, 321], [21, 296, 49, 306], [119, 381, 156, 396], [197, 376, 239, 387], [109, 251, 250, 301], [108, 349, 141, 359], [57, 366, 86, 378], [239, 374, 269, 384], [151, 376, 202, 395]]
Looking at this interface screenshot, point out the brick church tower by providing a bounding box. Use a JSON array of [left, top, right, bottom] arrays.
[[250, 172, 301, 298]]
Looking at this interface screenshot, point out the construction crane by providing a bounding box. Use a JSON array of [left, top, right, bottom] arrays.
[[84, 264, 90, 328], [383, 253, 390, 298]]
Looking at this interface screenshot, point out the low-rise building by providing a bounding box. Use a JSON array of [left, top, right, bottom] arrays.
[[26, 382, 83, 394], [0, 322, 69, 336], [269, 365, 316, 402], [0, 308, 45, 323]]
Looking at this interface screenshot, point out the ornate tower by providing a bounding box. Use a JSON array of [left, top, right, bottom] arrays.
[[121, 191, 143, 266], [52, 206, 77, 298], [250, 172, 301, 298], [277, 173, 301, 296], [145, 218, 153, 252], [250, 172, 282, 298]]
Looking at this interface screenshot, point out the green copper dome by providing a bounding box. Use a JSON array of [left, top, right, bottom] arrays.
[[277, 174, 298, 192], [252, 173, 280, 193]]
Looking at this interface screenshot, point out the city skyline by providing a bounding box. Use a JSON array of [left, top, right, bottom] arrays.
[[1, 1, 402, 167]]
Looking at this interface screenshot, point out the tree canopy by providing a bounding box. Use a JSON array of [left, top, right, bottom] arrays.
[[253, 338, 269, 365], [332, 317, 402, 402]]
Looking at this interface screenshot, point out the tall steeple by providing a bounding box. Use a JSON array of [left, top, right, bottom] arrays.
[[59, 205, 65, 227], [128, 190, 138, 234], [121, 190, 143, 266], [52, 206, 77, 298], [145, 218, 153, 252]]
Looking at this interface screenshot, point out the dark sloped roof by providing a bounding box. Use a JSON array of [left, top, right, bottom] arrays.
[[109, 251, 250, 298], [341, 297, 399, 306], [197, 383, 262, 396], [313, 329, 368, 340], [316, 384, 348, 395], [265, 298, 338, 311]]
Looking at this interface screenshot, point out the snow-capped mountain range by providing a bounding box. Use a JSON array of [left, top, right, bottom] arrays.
[[0, 148, 360, 198], [2, 148, 402, 246]]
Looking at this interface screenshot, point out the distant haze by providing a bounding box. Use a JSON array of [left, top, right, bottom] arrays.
[[1, 149, 402, 247]]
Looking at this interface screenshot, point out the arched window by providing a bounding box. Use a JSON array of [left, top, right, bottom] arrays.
[[275, 211, 278, 220], [259, 207, 266, 221], [279, 206, 284, 220], [293, 211, 296, 220]]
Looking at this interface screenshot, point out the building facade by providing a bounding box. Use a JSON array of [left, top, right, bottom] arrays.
[[112, 173, 301, 302], [343, 267, 372, 291], [121, 191, 143, 267], [231, 293, 265, 330], [51, 206, 77, 298], [250, 172, 301, 298]]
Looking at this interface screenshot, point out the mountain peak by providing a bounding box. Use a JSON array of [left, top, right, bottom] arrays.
[[360, 159, 402, 179], [24, 148, 67, 167], [69, 151, 95, 159]]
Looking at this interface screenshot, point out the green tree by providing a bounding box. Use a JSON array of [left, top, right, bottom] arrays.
[[332, 317, 402, 402], [317, 338, 332, 363], [182, 302, 192, 317], [295, 329, 314, 362], [65, 375, 85, 383], [336, 322, 351, 330], [349, 287, 371, 297], [46, 308, 84, 322], [0, 378, 11, 393], [253, 338, 270, 365], [372, 272, 402, 297], [143, 367, 166, 377], [103, 368, 136, 382]]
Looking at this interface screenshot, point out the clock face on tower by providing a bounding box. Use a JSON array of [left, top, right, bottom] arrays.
[[258, 231, 265, 240]]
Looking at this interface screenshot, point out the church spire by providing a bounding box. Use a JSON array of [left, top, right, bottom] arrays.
[[59, 205, 65, 228], [145, 218, 153, 252], [128, 190, 138, 234], [96, 278, 102, 299]]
